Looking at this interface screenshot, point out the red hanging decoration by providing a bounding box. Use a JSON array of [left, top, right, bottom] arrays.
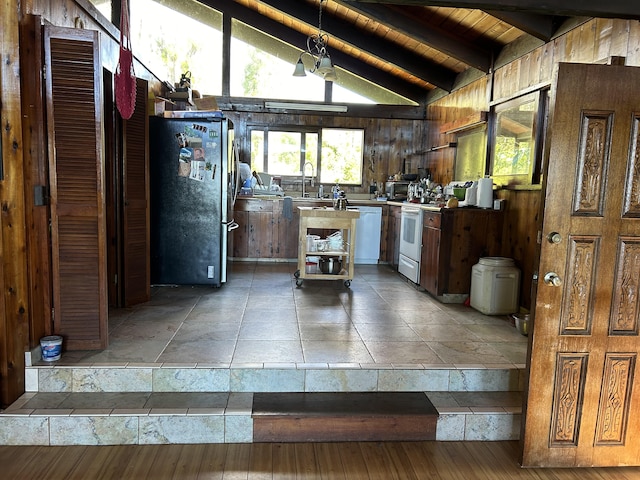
[[115, 0, 136, 119]]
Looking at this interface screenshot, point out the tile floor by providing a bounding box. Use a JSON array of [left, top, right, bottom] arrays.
[[57, 262, 528, 367], [12, 263, 527, 445]]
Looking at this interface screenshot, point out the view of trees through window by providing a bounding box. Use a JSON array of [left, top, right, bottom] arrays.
[[491, 92, 542, 185], [89, 0, 409, 104], [250, 128, 363, 185]]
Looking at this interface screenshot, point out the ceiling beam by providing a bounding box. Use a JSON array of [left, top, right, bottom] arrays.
[[199, 0, 430, 102], [484, 10, 564, 41], [258, 0, 456, 91], [335, 1, 493, 71], [341, 0, 640, 20]]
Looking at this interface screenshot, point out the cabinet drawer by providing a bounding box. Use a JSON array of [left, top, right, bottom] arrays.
[[423, 212, 441, 228]]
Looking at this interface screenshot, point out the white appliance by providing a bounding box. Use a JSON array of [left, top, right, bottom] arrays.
[[354, 206, 382, 264], [459, 186, 477, 207], [398, 205, 423, 283]]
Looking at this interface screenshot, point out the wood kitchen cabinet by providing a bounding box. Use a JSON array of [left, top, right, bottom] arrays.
[[232, 198, 299, 259], [420, 208, 503, 300], [387, 205, 402, 268]]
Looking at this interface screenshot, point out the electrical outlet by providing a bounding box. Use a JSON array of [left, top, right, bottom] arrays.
[[207, 266, 214, 278]]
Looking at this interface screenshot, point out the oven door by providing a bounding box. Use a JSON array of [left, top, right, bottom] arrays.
[[398, 253, 420, 284], [399, 206, 423, 261], [398, 205, 423, 283]]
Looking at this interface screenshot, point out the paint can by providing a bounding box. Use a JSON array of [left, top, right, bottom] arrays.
[[40, 335, 63, 362]]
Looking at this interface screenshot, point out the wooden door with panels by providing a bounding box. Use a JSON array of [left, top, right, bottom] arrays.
[[44, 25, 108, 350], [522, 62, 640, 467]]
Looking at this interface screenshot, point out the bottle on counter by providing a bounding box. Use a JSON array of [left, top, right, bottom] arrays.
[[318, 184, 324, 198]]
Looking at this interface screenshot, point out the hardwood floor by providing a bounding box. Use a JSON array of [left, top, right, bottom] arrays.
[[2, 441, 638, 479]]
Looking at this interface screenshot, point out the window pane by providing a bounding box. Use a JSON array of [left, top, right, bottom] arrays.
[[230, 19, 411, 104], [130, 0, 223, 95], [320, 129, 364, 185], [304, 133, 318, 167], [250, 130, 265, 173], [455, 126, 487, 181], [268, 132, 302, 175], [88, 0, 111, 19], [231, 20, 324, 101], [491, 92, 539, 185]]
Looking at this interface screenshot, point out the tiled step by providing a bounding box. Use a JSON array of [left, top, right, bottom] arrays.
[[25, 362, 526, 394], [0, 363, 524, 445], [0, 389, 522, 445], [1, 391, 253, 445], [252, 392, 438, 442]]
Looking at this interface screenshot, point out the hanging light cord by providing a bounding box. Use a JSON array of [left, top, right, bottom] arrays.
[[308, 0, 328, 59]]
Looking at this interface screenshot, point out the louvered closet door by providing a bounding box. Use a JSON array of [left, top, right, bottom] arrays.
[[44, 26, 108, 350], [122, 78, 150, 306]]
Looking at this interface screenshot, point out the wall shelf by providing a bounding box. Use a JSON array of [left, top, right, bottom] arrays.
[[440, 111, 488, 134], [413, 142, 457, 155]]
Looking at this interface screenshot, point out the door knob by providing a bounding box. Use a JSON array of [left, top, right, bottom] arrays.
[[544, 272, 562, 287], [547, 232, 562, 244]]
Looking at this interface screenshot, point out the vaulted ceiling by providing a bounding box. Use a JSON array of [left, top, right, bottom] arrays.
[[198, 0, 640, 104]]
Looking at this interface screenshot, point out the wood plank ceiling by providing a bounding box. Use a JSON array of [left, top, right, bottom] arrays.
[[198, 0, 640, 103]]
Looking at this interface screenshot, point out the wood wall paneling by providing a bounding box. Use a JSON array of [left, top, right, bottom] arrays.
[[0, 0, 30, 407], [495, 189, 541, 310]]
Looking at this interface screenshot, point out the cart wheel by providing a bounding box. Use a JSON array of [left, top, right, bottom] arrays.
[[296, 279, 304, 287], [344, 280, 351, 288], [294, 270, 300, 278]]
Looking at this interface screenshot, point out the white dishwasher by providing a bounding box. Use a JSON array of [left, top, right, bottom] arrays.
[[353, 206, 382, 264]]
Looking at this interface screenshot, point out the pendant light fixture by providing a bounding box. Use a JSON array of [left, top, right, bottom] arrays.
[[292, 0, 337, 82]]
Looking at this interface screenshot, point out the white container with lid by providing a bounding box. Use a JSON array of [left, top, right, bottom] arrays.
[[470, 257, 520, 315], [306, 235, 320, 252]]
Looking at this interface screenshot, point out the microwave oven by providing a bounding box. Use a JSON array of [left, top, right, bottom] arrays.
[[385, 181, 410, 200]]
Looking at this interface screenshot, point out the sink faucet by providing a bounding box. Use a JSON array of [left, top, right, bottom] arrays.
[[302, 162, 314, 197]]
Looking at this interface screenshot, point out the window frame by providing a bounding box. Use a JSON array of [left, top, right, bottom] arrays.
[[489, 89, 548, 187], [247, 124, 365, 186], [453, 124, 488, 182]]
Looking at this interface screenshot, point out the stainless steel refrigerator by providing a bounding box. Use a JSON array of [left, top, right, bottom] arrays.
[[149, 113, 230, 286]]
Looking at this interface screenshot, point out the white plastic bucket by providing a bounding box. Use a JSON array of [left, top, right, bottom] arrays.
[[470, 257, 520, 315], [40, 335, 63, 361]]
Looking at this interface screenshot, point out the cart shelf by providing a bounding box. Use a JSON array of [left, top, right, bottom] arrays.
[[295, 207, 359, 288]]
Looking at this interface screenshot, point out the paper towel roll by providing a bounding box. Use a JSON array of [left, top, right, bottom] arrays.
[[477, 177, 493, 208]]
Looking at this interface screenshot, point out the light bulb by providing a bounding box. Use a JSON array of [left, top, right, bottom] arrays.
[[292, 58, 307, 77], [317, 55, 334, 75]]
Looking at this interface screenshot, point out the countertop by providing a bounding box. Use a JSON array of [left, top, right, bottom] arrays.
[[297, 206, 361, 218], [241, 196, 497, 213], [241, 196, 388, 206], [387, 200, 501, 212], [386, 200, 443, 211]]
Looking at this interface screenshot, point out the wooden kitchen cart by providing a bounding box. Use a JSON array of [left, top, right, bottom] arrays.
[[294, 207, 359, 287]]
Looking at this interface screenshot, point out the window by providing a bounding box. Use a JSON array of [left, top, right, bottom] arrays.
[[229, 19, 410, 104], [454, 125, 487, 181], [89, 0, 414, 104], [231, 20, 326, 102], [249, 127, 364, 185], [129, 0, 223, 95], [490, 90, 547, 186]]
